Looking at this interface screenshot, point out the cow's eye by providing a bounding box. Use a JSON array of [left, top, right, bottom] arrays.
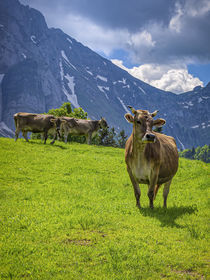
[[137, 120, 141, 125]]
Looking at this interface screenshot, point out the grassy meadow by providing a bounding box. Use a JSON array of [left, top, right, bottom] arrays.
[[0, 137, 209, 279]]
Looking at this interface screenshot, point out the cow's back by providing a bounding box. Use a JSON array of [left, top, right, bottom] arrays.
[[14, 113, 54, 132], [68, 119, 98, 135], [14, 113, 38, 128]]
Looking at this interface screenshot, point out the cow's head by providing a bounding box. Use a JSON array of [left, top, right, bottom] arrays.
[[99, 117, 109, 129], [124, 106, 166, 143], [50, 117, 65, 137]]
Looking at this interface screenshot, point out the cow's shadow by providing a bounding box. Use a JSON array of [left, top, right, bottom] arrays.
[[139, 205, 198, 228], [28, 141, 67, 149]]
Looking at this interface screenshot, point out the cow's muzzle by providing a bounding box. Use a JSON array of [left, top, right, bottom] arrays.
[[142, 133, 156, 143]]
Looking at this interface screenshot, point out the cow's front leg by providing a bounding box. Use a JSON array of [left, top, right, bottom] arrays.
[[163, 179, 172, 208], [50, 133, 57, 145], [127, 167, 141, 208]]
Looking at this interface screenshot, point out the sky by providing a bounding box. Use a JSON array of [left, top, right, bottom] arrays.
[[20, 0, 210, 94]]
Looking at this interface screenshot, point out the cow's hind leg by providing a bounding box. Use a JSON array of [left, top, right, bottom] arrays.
[[154, 184, 161, 200], [163, 179, 172, 208], [43, 131, 48, 144], [127, 167, 141, 208], [87, 133, 92, 145]]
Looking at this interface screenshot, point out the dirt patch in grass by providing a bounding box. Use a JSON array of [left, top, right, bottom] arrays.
[[63, 238, 92, 246], [172, 269, 205, 279]]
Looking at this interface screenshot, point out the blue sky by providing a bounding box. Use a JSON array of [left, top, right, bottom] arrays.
[[20, 0, 210, 93], [188, 64, 210, 85]]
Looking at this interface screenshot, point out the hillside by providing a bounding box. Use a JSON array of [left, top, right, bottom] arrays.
[[0, 138, 209, 279], [0, 0, 209, 149]]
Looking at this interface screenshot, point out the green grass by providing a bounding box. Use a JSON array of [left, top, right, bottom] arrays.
[[0, 138, 209, 279]]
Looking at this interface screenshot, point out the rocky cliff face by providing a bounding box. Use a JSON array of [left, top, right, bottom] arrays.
[[0, 0, 209, 149]]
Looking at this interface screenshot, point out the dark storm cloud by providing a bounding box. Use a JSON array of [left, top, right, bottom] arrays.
[[20, 0, 176, 32], [20, 0, 210, 64]]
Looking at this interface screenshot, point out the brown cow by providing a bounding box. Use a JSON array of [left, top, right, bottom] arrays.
[[60, 117, 108, 144], [125, 106, 178, 209], [14, 112, 63, 144]]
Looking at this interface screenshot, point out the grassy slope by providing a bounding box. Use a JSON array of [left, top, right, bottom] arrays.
[[0, 138, 209, 280]]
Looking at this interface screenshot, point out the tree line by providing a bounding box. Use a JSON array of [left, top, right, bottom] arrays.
[[179, 145, 210, 163]]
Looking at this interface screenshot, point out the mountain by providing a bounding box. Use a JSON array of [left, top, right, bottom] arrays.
[[176, 83, 210, 148], [0, 0, 209, 149]]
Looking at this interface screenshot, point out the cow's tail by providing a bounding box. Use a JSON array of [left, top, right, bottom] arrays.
[[13, 113, 18, 128], [153, 184, 161, 200]]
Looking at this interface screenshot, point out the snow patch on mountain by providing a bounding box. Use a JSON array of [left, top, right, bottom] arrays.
[[30, 35, 37, 44], [64, 74, 80, 108], [118, 78, 126, 84], [86, 70, 93, 76], [117, 97, 130, 113], [96, 75, 108, 82], [123, 85, 130, 89], [67, 37, 72, 44], [97, 86, 109, 99], [177, 137, 185, 150], [61, 50, 77, 70], [59, 60, 80, 107], [21, 53, 27, 59], [138, 86, 147, 95], [191, 125, 199, 129], [0, 74, 4, 83], [97, 86, 109, 92]]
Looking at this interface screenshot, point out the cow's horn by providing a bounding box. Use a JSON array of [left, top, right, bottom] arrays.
[[127, 105, 137, 114], [151, 110, 159, 117]]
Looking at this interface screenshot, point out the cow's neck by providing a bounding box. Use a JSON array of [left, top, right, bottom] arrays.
[[132, 132, 147, 157]]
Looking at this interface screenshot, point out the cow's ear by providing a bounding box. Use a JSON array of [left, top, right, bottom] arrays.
[[50, 119, 56, 123], [124, 113, 134, 123], [153, 118, 166, 127]]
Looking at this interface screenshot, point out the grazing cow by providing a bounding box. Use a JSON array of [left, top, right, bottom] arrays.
[[14, 112, 63, 144], [124, 106, 178, 209], [60, 117, 108, 144]]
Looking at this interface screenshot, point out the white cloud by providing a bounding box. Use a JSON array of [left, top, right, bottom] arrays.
[[111, 60, 204, 94], [54, 14, 158, 60], [184, 0, 210, 17], [128, 31, 156, 48], [169, 2, 184, 33], [46, 13, 130, 56]]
